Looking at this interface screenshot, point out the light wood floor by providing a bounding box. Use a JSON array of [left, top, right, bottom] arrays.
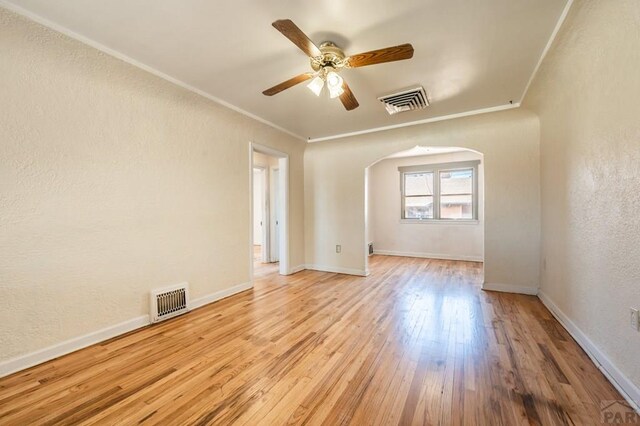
[[253, 245, 278, 277], [0, 256, 622, 425]]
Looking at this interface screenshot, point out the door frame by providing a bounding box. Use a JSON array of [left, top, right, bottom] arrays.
[[249, 142, 290, 279]]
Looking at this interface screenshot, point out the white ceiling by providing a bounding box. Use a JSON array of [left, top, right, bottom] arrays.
[[3, 0, 569, 141]]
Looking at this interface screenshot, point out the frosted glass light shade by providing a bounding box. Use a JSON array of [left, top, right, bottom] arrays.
[[326, 71, 343, 89], [307, 76, 324, 96], [326, 71, 344, 98]]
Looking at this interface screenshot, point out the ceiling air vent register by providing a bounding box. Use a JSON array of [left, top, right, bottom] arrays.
[[378, 86, 429, 115]]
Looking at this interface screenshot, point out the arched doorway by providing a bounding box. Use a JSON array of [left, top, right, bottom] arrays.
[[364, 146, 484, 277]]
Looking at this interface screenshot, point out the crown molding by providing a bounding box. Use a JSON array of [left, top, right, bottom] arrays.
[[306, 103, 520, 143]]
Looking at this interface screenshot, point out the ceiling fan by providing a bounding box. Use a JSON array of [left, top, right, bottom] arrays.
[[262, 20, 414, 111]]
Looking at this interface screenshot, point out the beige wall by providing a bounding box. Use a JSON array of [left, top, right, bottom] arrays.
[[369, 151, 484, 262], [304, 108, 540, 287], [0, 8, 305, 364], [524, 0, 640, 390]]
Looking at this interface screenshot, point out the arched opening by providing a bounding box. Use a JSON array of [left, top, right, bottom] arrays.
[[364, 146, 484, 279]]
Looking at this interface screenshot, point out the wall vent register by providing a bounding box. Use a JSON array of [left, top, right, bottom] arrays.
[[150, 283, 189, 323]]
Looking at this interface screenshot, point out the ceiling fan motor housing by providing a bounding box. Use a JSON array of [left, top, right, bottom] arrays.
[[311, 42, 346, 71]]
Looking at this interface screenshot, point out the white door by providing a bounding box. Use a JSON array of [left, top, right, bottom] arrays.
[[270, 168, 280, 262]]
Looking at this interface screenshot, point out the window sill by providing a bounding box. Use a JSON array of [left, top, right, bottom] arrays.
[[399, 219, 480, 225]]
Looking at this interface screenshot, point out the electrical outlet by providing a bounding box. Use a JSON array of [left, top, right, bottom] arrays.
[[631, 308, 639, 331], [336, 245, 341, 253]]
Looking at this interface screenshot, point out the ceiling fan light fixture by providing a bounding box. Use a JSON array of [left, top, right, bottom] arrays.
[[264, 19, 414, 111], [307, 75, 324, 96]]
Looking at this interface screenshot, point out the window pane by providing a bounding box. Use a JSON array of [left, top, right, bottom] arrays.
[[404, 172, 433, 196], [404, 196, 433, 219], [440, 194, 473, 219], [440, 169, 472, 195]]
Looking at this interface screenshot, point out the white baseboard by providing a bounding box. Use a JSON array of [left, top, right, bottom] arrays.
[[190, 281, 252, 310], [373, 250, 483, 263], [0, 315, 149, 378], [538, 291, 640, 412], [287, 264, 306, 275], [482, 282, 539, 295], [305, 264, 369, 277], [0, 281, 253, 378]]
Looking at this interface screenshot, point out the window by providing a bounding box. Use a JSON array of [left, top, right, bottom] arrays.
[[403, 172, 434, 219], [440, 168, 473, 219], [399, 160, 479, 221]]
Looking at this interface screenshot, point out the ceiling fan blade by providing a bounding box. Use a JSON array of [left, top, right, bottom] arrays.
[[339, 82, 359, 111], [262, 73, 313, 96], [272, 19, 322, 58], [346, 43, 414, 68]]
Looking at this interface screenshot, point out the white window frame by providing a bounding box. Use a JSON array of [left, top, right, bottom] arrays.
[[399, 160, 480, 223]]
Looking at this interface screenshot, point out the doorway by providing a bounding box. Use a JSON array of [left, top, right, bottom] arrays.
[[364, 146, 485, 280], [250, 143, 289, 280]]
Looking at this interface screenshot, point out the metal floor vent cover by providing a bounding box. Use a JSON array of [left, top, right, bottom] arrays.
[[151, 282, 189, 322], [378, 86, 429, 115]]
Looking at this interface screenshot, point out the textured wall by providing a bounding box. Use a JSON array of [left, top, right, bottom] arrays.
[[305, 108, 540, 288], [0, 8, 305, 363], [369, 151, 484, 261], [524, 0, 640, 388]]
